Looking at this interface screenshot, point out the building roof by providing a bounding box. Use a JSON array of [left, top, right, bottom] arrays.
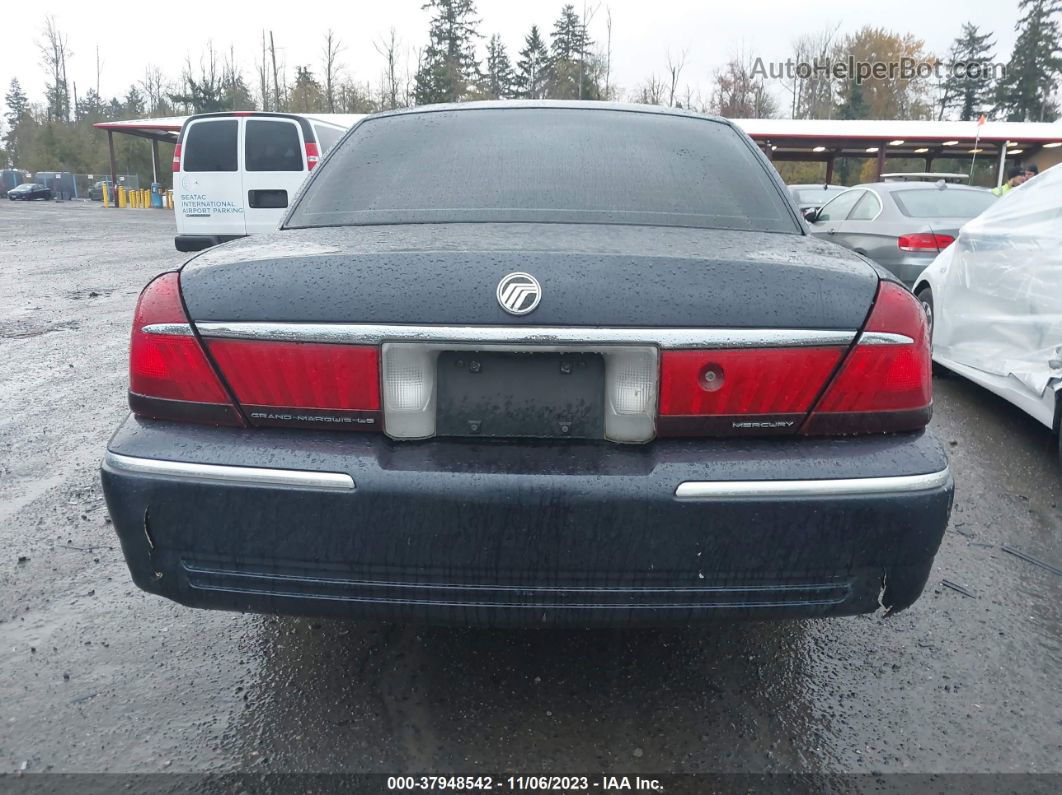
[[731, 118, 1062, 143], [93, 113, 366, 144], [93, 116, 187, 143], [95, 111, 1062, 161]]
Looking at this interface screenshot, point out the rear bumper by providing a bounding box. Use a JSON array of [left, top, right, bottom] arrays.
[[175, 234, 245, 252], [101, 416, 953, 627]]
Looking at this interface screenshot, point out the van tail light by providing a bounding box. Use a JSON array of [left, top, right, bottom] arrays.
[[171, 144, 182, 173], [206, 340, 382, 431], [305, 141, 320, 170], [657, 347, 845, 436], [898, 233, 953, 252], [803, 281, 931, 434], [128, 273, 243, 426]]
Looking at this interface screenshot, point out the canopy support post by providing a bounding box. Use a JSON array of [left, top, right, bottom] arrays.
[[108, 131, 118, 208]]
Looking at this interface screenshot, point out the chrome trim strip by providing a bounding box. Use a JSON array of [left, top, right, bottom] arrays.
[[674, 469, 950, 500], [103, 452, 355, 491], [860, 331, 915, 345], [195, 322, 858, 349], [142, 323, 195, 336]]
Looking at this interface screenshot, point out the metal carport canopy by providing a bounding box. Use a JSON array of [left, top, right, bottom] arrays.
[[94, 113, 1062, 188], [729, 118, 1062, 183]]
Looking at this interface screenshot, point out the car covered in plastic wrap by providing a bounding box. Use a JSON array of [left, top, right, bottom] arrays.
[[913, 164, 1062, 461]]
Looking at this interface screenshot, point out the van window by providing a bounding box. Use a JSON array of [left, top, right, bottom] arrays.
[[314, 124, 343, 153], [183, 120, 238, 172], [246, 119, 303, 172]]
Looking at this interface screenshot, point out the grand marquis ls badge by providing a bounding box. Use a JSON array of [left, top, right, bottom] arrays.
[[496, 272, 542, 316]]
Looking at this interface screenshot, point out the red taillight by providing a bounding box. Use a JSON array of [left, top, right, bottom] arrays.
[[206, 339, 381, 430], [803, 281, 931, 434], [898, 233, 953, 252], [129, 273, 242, 425], [171, 143, 182, 173], [658, 347, 845, 436], [305, 141, 320, 170]]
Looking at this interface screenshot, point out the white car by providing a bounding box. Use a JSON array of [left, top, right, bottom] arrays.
[[913, 164, 1062, 460]]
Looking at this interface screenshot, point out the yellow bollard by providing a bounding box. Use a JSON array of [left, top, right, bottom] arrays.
[[167, 189, 174, 210], [143, 189, 150, 208], [102, 183, 111, 208], [117, 186, 126, 208], [131, 189, 138, 209]]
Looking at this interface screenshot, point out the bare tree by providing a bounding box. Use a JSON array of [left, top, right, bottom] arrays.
[[603, 7, 613, 100], [580, 0, 601, 100], [710, 51, 779, 118], [269, 31, 281, 111], [139, 65, 168, 114], [256, 31, 271, 110], [39, 15, 72, 121], [634, 73, 667, 105], [787, 24, 841, 119], [322, 29, 345, 113], [374, 28, 401, 110], [666, 49, 687, 107]]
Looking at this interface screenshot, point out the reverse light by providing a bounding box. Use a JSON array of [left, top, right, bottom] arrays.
[[898, 233, 954, 252], [128, 273, 242, 425]]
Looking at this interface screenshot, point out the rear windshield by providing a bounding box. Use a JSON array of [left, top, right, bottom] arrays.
[[286, 108, 797, 233], [183, 120, 238, 172], [246, 119, 303, 172], [892, 188, 997, 218]]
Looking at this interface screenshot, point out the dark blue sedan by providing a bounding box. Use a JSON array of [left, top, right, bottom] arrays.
[[101, 102, 952, 627]]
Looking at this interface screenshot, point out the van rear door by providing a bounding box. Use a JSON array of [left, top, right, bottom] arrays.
[[242, 117, 308, 234], [176, 117, 246, 239]]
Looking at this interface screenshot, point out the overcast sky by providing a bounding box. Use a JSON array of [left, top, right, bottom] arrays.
[[1, 0, 1023, 114]]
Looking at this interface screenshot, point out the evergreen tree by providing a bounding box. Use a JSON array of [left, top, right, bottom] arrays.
[[546, 4, 596, 99], [550, 4, 591, 61], [837, 81, 869, 120], [222, 57, 255, 110], [996, 0, 1062, 121], [290, 66, 325, 112], [75, 88, 105, 121], [4, 78, 31, 166], [124, 86, 146, 117], [483, 34, 516, 99], [169, 51, 227, 113], [414, 0, 482, 104], [4, 79, 30, 129], [939, 24, 997, 120], [515, 25, 549, 99]]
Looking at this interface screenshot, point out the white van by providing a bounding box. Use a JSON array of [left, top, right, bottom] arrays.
[[172, 111, 361, 252]]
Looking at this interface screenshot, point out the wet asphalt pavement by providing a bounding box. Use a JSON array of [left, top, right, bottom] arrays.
[[0, 202, 1060, 782]]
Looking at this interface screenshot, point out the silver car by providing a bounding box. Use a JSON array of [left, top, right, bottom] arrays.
[[807, 182, 997, 286]]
